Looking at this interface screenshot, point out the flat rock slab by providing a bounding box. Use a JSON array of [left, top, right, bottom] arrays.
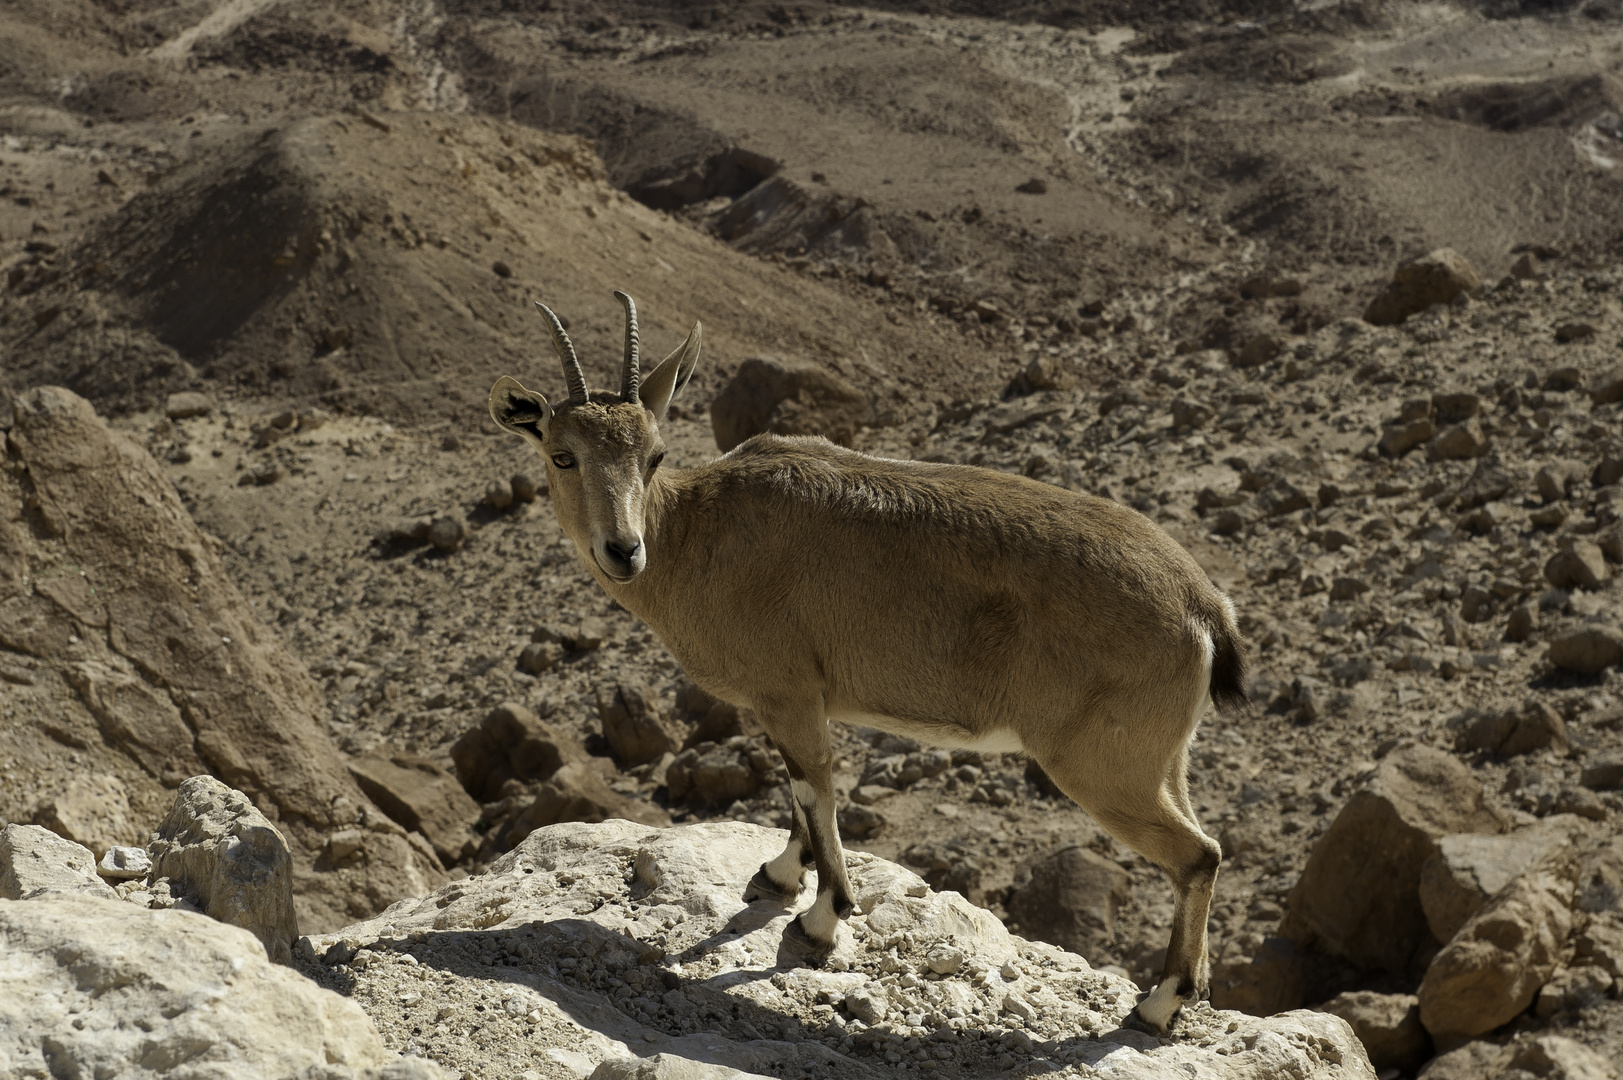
[[0, 823, 116, 901], [318, 820, 1374, 1080]]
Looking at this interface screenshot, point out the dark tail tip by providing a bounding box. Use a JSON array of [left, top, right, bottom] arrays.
[[1209, 621, 1250, 713]]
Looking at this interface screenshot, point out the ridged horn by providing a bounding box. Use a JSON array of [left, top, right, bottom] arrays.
[[614, 290, 641, 404], [534, 301, 588, 404]]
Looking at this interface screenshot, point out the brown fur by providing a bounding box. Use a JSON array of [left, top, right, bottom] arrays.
[[489, 320, 1246, 1034]]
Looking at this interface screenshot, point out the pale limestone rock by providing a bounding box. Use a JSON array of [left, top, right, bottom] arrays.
[[149, 775, 299, 964], [0, 894, 448, 1080], [322, 820, 1375, 1080], [29, 772, 142, 859], [0, 823, 117, 901]]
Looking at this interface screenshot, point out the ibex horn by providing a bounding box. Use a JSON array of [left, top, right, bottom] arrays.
[[614, 290, 641, 405], [534, 301, 588, 404]]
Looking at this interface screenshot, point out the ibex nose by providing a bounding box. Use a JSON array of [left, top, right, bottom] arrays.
[[599, 537, 644, 579]]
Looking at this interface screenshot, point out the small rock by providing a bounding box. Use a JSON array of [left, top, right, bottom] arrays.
[[511, 473, 541, 502], [484, 479, 514, 510], [427, 515, 465, 552], [1554, 322, 1596, 343], [1014, 177, 1047, 194], [1428, 419, 1489, 461], [492, 260, 513, 278], [665, 741, 765, 807], [925, 943, 967, 975], [1317, 991, 1428, 1074], [1510, 252, 1546, 281], [1580, 756, 1623, 791], [518, 640, 564, 674], [1457, 700, 1568, 758], [1591, 372, 1623, 407], [1548, 627, 1623, 675], [1544, 541, 1609, 590], [838, 803, 887, 840], [569, 617, 608, 651], [1534, 964, 1612, 1017], [440, 434, 460, 451], [164, 391, 214, 420], [1233, 334, 1282, 369], [710, 357, 869, 453], [451, 701, 588, 801], [496, 761, 670, 848], [1544, 365, 1585, 390], [1330, 576, 1370, 602], [1379, 418, 1436, 457], [597, 681, 685, 766], [1432, 392, 1480, 424], [31, 774, 139, 859], [148, 776, 299, 965], [844, 986, 889, 1025], [1005, 845, 1130, 959], [97, 846, 152, 881], [1532, 457, 1571, 500], [1364, 248, 1482, 326]]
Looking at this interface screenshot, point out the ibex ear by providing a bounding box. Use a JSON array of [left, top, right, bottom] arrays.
[[489, 376, 552, 449], [639, 321, 701, 421]]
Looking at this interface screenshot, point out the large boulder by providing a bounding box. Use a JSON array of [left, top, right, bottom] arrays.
[[1282, 744, 1508, 974], [1417, 855, 1577, 1044], [314, 820, 1375, 1080], [1548, 627, 1623, 675], [0, 822, 116, 901], [1363, 249, 1481, 326], [1317, 992, 1429, 1074], [480, 760, 671, 855], [29, 772, 142, 859], [0, 387, 442, 929], [149, 775, 300, 965], [0, 893, 445, 1079], [1419, 816, 1585, 943], [1418, 1035, 1613, 1080], [1005, 845, 1132, 960], [710, 357, 869, 452], [347, 752, 481, 866], [451, 700, 588, 801]]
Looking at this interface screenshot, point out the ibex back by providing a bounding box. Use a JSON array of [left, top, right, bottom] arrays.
[[489, 292, 1247, 1034]]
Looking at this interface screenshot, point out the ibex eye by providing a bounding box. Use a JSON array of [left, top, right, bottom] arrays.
[[648, 451, 666, 472], [551, 453, 575, 469]]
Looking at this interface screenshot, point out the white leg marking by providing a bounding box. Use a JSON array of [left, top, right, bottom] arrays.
[[764, 838, 804, 889], [798, 890, 841, 945], [1137, 980, 1184, 1032]]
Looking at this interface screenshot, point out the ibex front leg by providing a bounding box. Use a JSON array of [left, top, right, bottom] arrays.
[[751, 700, 852, 957]]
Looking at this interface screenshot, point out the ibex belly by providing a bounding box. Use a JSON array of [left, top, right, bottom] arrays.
[[824, 710, 1026, 754]]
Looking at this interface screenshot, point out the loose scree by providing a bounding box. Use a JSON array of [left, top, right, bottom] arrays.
[[488, 292, 1249, 1034]]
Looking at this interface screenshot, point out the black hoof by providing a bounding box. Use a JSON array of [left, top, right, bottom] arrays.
[[744, 866, 801, 904], [780, 914, 835, 965], [1121, 1007, 1166, 1037]]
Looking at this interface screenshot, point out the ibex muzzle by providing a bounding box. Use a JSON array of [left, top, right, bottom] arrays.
[[490, 292, 1247, 1037]]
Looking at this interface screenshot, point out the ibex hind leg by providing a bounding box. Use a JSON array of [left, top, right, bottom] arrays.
[[1036, 740, 1219, 1035]]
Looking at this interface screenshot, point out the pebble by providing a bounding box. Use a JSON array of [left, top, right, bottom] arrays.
[[97, 846, 152, 881]]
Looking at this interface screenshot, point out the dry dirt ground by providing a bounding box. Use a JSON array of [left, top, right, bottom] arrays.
[[4, 0, 1623, 1077]]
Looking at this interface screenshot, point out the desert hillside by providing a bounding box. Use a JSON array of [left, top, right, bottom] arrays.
[[2, 3, 1622, 1080]]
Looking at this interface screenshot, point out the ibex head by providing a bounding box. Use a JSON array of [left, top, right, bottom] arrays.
[[489, 292, 701, 583]]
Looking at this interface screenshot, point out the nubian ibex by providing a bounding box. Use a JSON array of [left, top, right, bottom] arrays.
[[489, 292, 1247, 1034]]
